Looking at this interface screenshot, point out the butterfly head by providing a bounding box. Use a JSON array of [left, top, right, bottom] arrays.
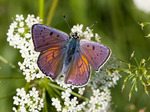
[[70, 32, 79, 39]]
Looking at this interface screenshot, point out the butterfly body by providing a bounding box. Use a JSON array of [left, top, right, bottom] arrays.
[[64, 35, 80, 72], [32, 24, 111, 86]]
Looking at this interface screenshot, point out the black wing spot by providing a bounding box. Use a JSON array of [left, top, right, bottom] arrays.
[[43, 27, 46, 29], [50, 32, 53, 36], [87, 45, 89, 47], [40, 33, 41, 35], [92, 46, 95, 50], [57, 35, 59, 37], [52, 52, 54, 58], [97, 54, 99, 56], [42, 36, 45, 38], [100, 50, 103, 52], [41, 30, 43, 32], [100, 53, 102, 55]]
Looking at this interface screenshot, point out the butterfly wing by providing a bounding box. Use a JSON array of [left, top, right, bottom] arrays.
[[38, 47, 65, 80], [80, 39, 111, 71], [64, 51, 90, 86], [32, 24, 69, 52]]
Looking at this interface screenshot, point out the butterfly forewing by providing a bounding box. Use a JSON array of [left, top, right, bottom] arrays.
[[32, 24, 69, 52], [80, 39, 111, 71], [38, 47, 65, 80], [65, 51, 90, 86]]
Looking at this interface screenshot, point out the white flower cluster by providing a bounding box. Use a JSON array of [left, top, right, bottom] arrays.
[[7, 15, 121, 112], [71, 24, 101, 41], [88, 55, 122, 89], [87, 88, 111, 112], [52, 88, 86, 112], [52, 88, 111, 112], [7, 14, 44, 82], [13, 87, 44, 112]]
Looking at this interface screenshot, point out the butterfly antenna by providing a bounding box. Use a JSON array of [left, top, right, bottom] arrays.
[[63, 14, 71, 30], [89, 21, 97, 28]]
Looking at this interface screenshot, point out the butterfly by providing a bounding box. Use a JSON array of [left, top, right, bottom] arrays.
[[31, 24, 111, 86]]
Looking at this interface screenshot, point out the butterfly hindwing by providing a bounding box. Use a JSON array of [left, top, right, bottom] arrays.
[[32, 24, 69, 52], [64, 51, 90, 86], [80, 39, 111, 71], [37, 47, 65, 80]]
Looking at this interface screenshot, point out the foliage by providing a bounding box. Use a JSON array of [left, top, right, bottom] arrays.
[[121, 51, 150, 100]]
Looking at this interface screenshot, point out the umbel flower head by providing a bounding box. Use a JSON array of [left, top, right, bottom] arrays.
[[13, 87, 44, 112], [7, 14, 121, 112]]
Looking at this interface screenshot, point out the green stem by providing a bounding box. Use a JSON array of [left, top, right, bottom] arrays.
[[48, 82, 89, 101], [134, 57, 139, 67], [42, 88, 48, 112], [46, 0, 58, 26], [0, 55, 20, 72], [39, 0, 45, 23], [24, 82, 30, 92]]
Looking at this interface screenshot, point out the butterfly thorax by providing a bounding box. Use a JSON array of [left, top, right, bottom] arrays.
[[63, 37, 79, 74], [65, 37, 79, 62]]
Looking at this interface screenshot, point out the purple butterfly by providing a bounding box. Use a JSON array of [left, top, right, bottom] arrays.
[[31, 24, 111, 86]]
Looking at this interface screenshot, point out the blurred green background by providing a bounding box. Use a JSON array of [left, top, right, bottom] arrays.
[[0, 0, 150, 112]]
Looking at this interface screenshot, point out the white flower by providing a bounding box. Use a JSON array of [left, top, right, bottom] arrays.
[[78, 87, 85, 95], [29, 87, 39, 98], [64, 97, 70, 106], [19, 21, 24, 27], [83, 27, 93, 40], [16, 14, 24, 21], [76, 103, 85, 111], [93, 89, 100, 97], [70, 97, 78, 106], [61, 89, 71, 99], [62, 108, 68, 112], [16, 88, 26, 97], [18, 62, 25, 70], [19, 106, 26, 112], [56, 77, 71, 88], [71, 24, 83, 36], [52, 98, 62, 111], [25, 33, 31, 38], [10, 21, 17, 29], [13, 96, 20, 105], [95, 33, 101, 42], [18, 28, 25, 33], [12, 107, 17, 112]]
